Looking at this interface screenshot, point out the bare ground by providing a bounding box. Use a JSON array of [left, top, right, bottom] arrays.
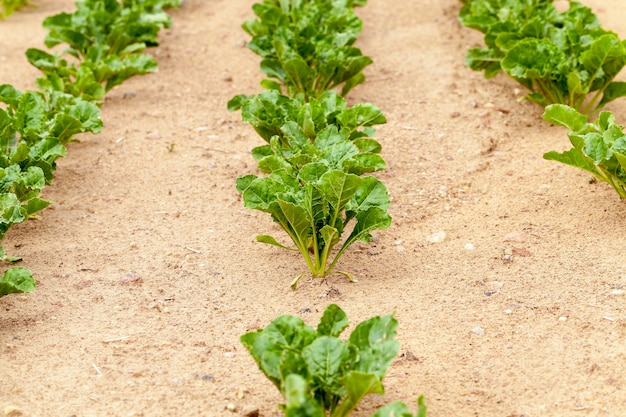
[[1, 1, 626, 416]]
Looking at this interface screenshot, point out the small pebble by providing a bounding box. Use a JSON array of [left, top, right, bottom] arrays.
[[226, 403, 237, 412], [503, 231, 527, 243], [4, 406, 23, 417], [559, 316, 568, 322], [241, 406, 259, 417], [611, 289, 625, 296], [145, 131, 161, 140], [427, 231, 446, 243], [471, 326, 485, 335], [300, 308, 311, 313], [505, 309, 512, 314], [464, 243, 475, 250]]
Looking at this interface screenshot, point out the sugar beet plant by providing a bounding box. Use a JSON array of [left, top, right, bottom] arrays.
[[26, 0, 179, 102], [0, 0, 179, 298], [459, 0, 626, 117], [241, 304, 427, 417], [231, 0, 392, 286], [543, 104, 626, 199], [232, 91, 391, 288], [0, 86, 102, 296], [241, 0, 372, 100]]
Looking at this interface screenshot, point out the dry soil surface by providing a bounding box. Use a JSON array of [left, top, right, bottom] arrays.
[[1, 1, 626, 416]]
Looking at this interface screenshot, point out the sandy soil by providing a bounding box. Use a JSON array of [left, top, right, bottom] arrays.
[[1, 1, 626, 416]]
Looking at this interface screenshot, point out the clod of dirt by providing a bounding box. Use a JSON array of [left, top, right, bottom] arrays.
[[401, 350, 419, 361], [3, 406, 23, 417], [471, 327, 485, 336], [503, 231, 527, 242], [427, 231, 446, 243], [512, 247, 532, 257], [145, 131, 161, 140], [241, 406, 259, 417]]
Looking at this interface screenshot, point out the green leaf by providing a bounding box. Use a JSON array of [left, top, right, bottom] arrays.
[[349, 314, 400, 378], [299, 161, 330, 183], [302, 336, 350, 396], [599, 82, 626, 108], [317, 304, 349, 338], [346, 176, 390, 222], [544, 148, 604, 185], [241, 314, 316, 389], [371, 397, 428, 417], [318, 170, 361, 216], [331, 371, 384, 417], [257, 235, 297, 251], [261, 79, 283, 92], [284, 374, 326, 417], [227, 94, 247, 112], [0, 193, 25, 226], [336, 103, 386, 132], [0, 267, 35, 297], [542, 104, 588, 132], [342, 153, 386, 175], [277, 199, 312, 246], [25, 197, 52, 216]]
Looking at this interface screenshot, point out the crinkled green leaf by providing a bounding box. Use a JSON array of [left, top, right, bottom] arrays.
[[348, 314, 400, 378], [317, 304, 349, 338], [0, 267, 35, 297], [302, 336, 350, 396], [284, 374, 326, 417], [543, 104, 588, 132], [331, 371, 384, 417]]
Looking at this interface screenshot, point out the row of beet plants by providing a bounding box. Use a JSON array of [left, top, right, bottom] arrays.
[[229, 0, 391, 289], [230, 1, 426, 417], [459, 0, 626, 199], [0, 0, 180, 297]]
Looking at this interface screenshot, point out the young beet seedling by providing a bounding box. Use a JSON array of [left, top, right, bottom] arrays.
[[241, 304, 428, 417]]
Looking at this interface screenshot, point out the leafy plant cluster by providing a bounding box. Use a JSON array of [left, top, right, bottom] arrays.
[[459, 0, 626, 117], [0, 0, 180, 297], [0, 0, 27, 19], [459, 0, 626, 199], [543, 104, 626, 198], [230, 2, 427, 415], [241, 0, 372, 100], [230, 0, 393, 288], [242, 304, 427, 417], [26, 0, 179, 103]]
